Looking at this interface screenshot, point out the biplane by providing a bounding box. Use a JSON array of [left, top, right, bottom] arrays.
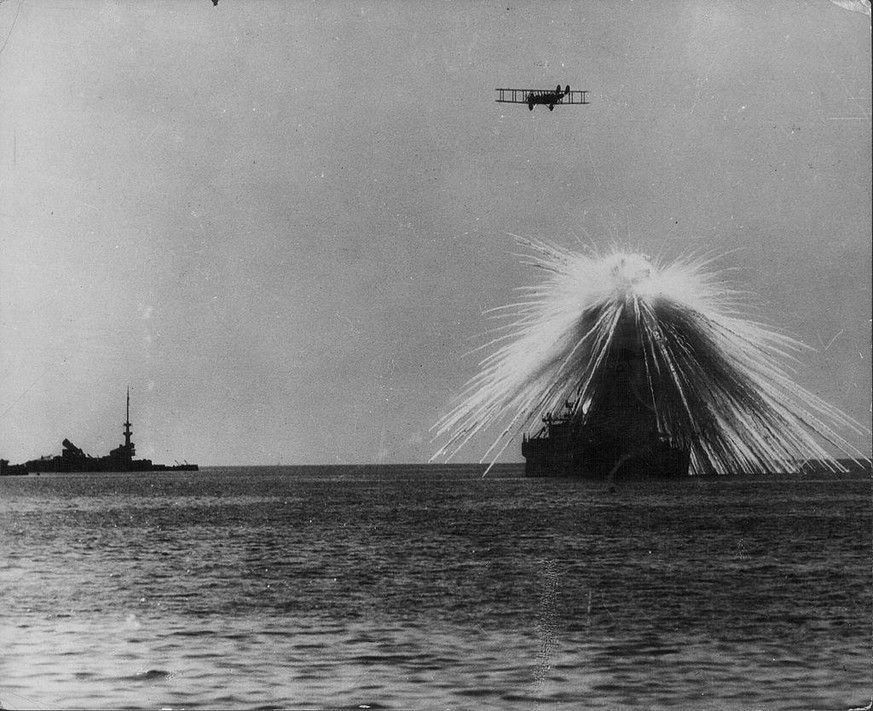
[[496, 85, 589, 111]]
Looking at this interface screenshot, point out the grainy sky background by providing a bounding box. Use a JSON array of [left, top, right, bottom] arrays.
[[1, 0, 870, 465]]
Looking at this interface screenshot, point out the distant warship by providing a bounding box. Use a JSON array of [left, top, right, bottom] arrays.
[[2, 389, 197, 474]]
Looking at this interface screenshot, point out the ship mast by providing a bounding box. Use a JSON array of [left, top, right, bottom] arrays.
[[123, 387, 134, 455]]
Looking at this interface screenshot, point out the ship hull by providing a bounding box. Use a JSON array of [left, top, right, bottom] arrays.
[[21, 458, 198, 474], [522, 426, 690, 479]]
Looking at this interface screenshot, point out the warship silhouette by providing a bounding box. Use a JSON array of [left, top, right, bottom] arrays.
[[522, 404, 690, 478], [522, 319, 691, 479], [2, 389, 197, 474]]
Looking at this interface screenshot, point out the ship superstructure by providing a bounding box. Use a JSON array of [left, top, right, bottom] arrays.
[[106, 387, 136, 464]]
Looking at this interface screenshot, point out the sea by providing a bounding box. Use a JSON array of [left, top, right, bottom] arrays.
[[0, 464, 870, 710]]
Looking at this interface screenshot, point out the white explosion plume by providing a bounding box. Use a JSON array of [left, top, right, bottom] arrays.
[[434, 239, 868, 475]]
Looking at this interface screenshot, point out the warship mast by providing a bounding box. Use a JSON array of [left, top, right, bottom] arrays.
[[119, 387, 135, 459]]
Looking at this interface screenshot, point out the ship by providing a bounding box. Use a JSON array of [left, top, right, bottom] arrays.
[[521, 313, 691, 479], [522, 405, 690, 478], [11, 389, 198, 474]]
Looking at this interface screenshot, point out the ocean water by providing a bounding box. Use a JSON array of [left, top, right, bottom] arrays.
[[0, 464, 870, 710]]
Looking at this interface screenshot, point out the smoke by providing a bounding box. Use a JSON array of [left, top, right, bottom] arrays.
[[434, 239, 868, 475]]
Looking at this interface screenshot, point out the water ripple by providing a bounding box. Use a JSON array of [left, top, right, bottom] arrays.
[[0, 467, 869, 709]]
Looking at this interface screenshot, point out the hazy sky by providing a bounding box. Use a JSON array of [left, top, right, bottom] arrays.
[[1, 1, 870, 465]]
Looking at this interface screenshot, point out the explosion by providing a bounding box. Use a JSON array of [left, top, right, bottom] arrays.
[[434, 239, 868, 476]]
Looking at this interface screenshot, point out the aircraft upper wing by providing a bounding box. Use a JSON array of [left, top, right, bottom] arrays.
[[495, 88, 589, 105]]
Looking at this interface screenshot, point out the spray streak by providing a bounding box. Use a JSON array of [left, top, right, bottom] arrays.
[[434, 239, 868, 475]]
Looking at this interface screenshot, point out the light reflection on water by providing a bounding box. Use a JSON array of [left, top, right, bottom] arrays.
[[1, 466, 870, 709]]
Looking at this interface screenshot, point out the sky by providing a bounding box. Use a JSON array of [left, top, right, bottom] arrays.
[[0, 0, 870, 466]]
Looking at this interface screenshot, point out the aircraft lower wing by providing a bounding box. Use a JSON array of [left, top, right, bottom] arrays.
[[495, 88, 589, 105]]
